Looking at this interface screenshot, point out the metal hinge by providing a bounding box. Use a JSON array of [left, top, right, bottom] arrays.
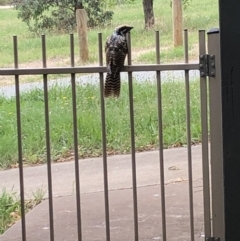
[[199, 54, 215, 77], [205, 237, 220, 241]]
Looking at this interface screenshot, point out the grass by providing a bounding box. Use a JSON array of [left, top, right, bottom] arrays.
[[136, 46, 185, 63], [0, 187, 45, 234], [0, 78, 202, 169], [0, 0, 219, 68], [0, 1, 215, 168]]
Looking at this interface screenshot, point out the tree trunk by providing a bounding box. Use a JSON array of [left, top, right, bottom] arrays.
[[172, 0, 183, 47], [76, 9, 89, 63], [142, 0, 155, 30]]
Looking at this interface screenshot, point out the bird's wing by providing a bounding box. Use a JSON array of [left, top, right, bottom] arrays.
[[105, 36, 111, 67], [105, 36, 111, 53], [116, 36, 128, 54]]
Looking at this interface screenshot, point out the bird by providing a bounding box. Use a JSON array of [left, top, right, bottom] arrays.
[[104, 25, 133, 98]]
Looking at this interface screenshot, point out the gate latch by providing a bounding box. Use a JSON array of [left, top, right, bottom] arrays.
[[199, 54, 215, 77], [205, 237, 220, 241]]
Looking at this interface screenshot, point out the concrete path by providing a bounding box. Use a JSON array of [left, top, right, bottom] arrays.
[[0, 145, 203, 197], [0, 145, 206, 241], [0, 6, 13, 9]]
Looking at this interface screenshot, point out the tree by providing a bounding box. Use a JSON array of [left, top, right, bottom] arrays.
[[142, 0, 154, 30], [170, 0, 192, 9], [15, 0, 114, 34]]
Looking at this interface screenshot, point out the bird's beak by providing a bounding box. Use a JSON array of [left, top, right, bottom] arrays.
[[127, 26, 134, 32]]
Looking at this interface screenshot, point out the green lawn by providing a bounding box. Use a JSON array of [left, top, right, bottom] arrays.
[[0, 187, 45, 234], [0, 79, 202, 169], [0, 0, 216, 169], [0, 0, 219, 67]]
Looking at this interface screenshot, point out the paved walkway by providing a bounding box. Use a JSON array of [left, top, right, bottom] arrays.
[[0, 145, 206, 241], [0, 6, 13, 9]]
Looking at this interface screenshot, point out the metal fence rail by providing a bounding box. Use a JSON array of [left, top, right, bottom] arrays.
[[70, 33, 83, 241], [155, 30, 167, 241], [199, 30, 211, 238], [183, 29, 195, 241], [13, 35, 26, 241], [0, 63, 199, 75], [98, 32, 110, 241], [0, 30, 217, 241]]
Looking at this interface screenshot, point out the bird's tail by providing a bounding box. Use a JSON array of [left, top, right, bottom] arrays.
[[104, 72, 121, 98]]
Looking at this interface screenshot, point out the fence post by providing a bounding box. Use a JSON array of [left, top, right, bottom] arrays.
[[207, 28, 225, 240], [172, 0, 183, 47], [76, 9, 89, 63], [219, 0, 240, 239]]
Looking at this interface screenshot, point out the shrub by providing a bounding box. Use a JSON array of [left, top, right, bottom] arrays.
[[14, 0, 114, 34]]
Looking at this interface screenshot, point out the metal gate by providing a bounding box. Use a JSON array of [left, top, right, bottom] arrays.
[[0, 29, 224, 241]]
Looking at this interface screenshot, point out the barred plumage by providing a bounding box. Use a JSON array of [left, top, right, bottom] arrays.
[[104, 25, 133, 98]]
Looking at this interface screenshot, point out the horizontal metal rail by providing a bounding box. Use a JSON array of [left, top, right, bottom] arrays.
[[0, 63, 199, 76]]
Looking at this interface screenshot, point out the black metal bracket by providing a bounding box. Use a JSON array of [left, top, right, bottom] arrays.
[[199, 54, 215, 77]]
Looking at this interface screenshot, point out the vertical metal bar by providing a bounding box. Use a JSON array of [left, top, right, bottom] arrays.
[[155, 31, 167, 241], [98, 33, 110, 241], [70, 34, 82, 241], [207, 28, 224, 241], [127, 32, 139, 241], [199, 30, 212, 238], [42, 35, 55, 241], [13, 36, 26, 241], [184, 29, 195, 241]]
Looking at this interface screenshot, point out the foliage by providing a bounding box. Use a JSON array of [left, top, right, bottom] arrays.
[[170, 0, 192, 10], [84, 0, 114, 28], [14, 0, 114, 34], [0, 189, 19, 234], [183, 0, 192, 9], [105, 0, 135, 7], [0, 188, 45, 234]]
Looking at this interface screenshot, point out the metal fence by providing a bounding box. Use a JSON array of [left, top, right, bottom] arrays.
[[0, 29, 223, 241]]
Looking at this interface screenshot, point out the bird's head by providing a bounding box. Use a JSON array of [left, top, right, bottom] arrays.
[[114, 25, 134, 36]]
